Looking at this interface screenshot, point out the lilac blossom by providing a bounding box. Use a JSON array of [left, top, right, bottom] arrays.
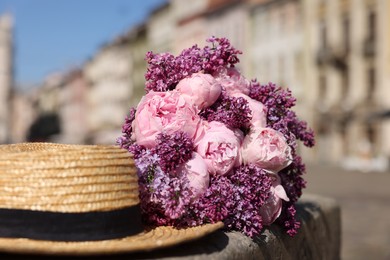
[[155, 131, 194, 172], [277, 204, 301, 237], [144, 37, 242, 92], [249, 81, 315, 148], [224, 164, 273, 237], [278, 155, 307, 203], [200, 92, 252, 130], [202, 37, 242, 73], [117, 107, 136, 150], [128, 143, 146, 160], [135, 149, 195, 225], [178, 175, 235, 227], [144, 52, 177, 92]]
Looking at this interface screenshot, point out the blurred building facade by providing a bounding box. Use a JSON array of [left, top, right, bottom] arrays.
[[9, 89, 35, 143], [251, 0, 304, 98], [128, 24, 148, 107], [0, 13, 13, 144], [4, 0, 390, 168], [148, 2, 175, 53], [84, 33, 134, 144], [173, 0, 208, 52], [303, 0, 390, 169], [27, 73, 62, 142], [206, 0, 251, 73], [57, 69, 88, 144]]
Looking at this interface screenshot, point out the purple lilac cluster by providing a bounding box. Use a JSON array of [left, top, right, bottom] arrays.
[[119, 37, 315, 238], [179, 175, 235, 227], [200, 92, 252, 130], [144, 52, 195, 92], [155, 132, 194, 173], [249, 81, 315, 149], [135, 147, 194, 225], [277, 204, 301, 237], [202, 37, 242, 73], [170, 164, 272, 238], [224, 165, 273, 237], [145, 37, 241, 92], [116, 107, 136, 150]]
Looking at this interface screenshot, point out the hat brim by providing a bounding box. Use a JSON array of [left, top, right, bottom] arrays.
[[0, 222, 223, 256]]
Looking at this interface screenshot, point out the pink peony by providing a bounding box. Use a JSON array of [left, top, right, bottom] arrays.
[[214, 67, 250, 95], [176, 72, 222, 110], [132, 90, 203, 148], [197, 121, 243, 175], [177, 152, 210, 199], [232, 93, 267, 128], [259, 175, 289, 225], [240, 127, 292, 172]]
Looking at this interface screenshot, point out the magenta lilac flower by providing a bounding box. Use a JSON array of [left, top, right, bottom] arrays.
[[116, 107, 136, 150], [154, 131, 194, 172], [202, 37, 242, 73], [201, 92, 252, 130], [127, 143, 145, 160], [144, 37, 242, 92], [277, 204, 301, 237], [178, 175, 235, 227], [135, 149, 195, 225], [224, 164, 273, 237], [144, 52, 177, 92], [249, 81, 315, 148], [279, 155, 307, 203]]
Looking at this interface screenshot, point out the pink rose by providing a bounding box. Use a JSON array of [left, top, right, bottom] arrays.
[[214, 67, 250, 95], [176, 73, 222, 110], [232, 93, 267, 128], [197, 121, 243, 175], [177, 152, 210, 199], [240, 127, 292, 172], [133, 90, 203, 148], [259, 175, 289, 226]]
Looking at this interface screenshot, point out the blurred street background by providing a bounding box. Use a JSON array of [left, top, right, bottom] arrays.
[[0, 0, 389, 259], [306, 164, 390, 260]]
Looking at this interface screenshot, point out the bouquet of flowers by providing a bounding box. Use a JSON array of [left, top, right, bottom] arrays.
[[118, 37, 315, 238]]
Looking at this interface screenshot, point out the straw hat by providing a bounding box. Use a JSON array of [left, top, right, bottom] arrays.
[[0, 143, 223, 256]]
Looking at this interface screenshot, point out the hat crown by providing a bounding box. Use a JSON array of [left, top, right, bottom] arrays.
[[0, 143, 138, 213]]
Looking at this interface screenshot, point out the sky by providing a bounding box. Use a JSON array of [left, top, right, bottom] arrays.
[[0, 0, 165, 88]]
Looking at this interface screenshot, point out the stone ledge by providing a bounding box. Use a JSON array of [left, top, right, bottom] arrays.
[[0, 194, 340, 259], [124, 194, 341, 260]]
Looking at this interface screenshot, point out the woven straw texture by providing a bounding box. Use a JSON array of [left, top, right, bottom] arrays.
[[0, 143, 138, 212], [0, 143, 224, 255]]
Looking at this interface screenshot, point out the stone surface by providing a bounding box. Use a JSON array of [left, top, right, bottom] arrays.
[[305, 164, 390, 260], [0, 194, 340, 259], [125, 194, 340, 260]]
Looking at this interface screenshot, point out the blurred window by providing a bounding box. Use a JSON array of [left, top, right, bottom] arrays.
[[319, 20, 327, 50], [278, 55, 284, 86], [366, 123, 376, 155], [367, 66, 375, 100], [368, 10, 376, 43], [341, 68, 349, 98], [318, 74, 327, 100], [340, 119, 349, 155], [342, 16, 350, 54], [317, 119, 329, 135], [279, 8, 285, 35]]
